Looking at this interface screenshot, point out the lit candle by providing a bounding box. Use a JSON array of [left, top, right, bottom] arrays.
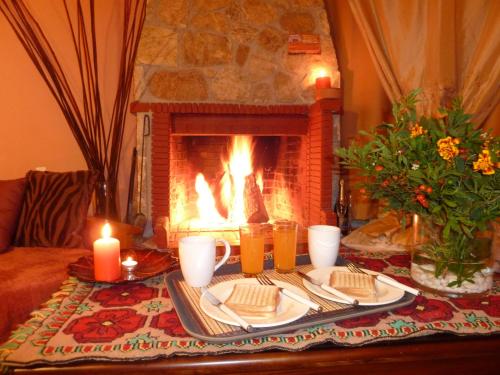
[[93, 223, 121, 281], [314, 68, 331, 89], [122, 256, 138, 272], [315, 75, 331, 89]]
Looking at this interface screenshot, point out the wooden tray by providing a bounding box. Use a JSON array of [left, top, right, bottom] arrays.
[[68, 249, 177, 283]]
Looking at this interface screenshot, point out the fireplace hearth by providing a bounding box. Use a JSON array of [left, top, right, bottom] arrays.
[[131, 99, 341, 249]]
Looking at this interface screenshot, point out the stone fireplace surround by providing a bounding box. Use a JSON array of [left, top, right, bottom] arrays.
[[131, 98, 341, 249]]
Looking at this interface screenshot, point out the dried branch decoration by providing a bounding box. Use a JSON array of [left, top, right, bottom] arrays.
[[0, 0, 147, 218]]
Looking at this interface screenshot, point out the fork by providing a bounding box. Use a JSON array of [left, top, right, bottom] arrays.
[[256, 274, 323, 312], [345, 262, 421, 296], [345, 262, 366, 274]]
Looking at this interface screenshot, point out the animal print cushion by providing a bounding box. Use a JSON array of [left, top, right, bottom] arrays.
[[15, 170, 97, 248]]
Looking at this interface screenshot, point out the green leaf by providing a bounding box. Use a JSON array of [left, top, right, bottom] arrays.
[[455, 157, 465, 173], [431, 205, 442, 214], [444, 199, 457, 207], [470, 207, 482, 221]]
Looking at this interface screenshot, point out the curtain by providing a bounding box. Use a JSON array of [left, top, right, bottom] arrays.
[[348, 0, 500, 127], [0, 0, 146, 219]]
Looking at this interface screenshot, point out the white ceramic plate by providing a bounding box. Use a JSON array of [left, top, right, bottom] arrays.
[[303, 266, 405, 306], [200, 278, 310, 328]]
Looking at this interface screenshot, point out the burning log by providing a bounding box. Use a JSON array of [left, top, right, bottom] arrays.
[[244, 174, 269, 223]]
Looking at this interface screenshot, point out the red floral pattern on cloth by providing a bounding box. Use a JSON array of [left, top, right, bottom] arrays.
[[385, 254, 411, 268], [90, 283, 158, 307], [161, 287, 170, 298], [345, 255, 387, 273], [450, 295, 500, 317], [335, 312, 389, 328], [390, 274, 415, 286], [63, 308, 147, 343], [392, 295, 456, 322], [150, 310, 188, 337]]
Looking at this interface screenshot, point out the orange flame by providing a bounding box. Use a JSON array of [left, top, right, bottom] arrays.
[[256, 169, 263, 192], [224, 136, 254, 224], [194, 173, 225, 226], [193, 136, 256, 227]]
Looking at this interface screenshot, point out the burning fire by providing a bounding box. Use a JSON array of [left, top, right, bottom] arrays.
[[191, 135, 263, 227], [195, 173, 225, 224], [222, 136, 254, 224]]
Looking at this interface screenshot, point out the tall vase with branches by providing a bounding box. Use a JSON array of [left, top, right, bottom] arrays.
[[0, 0, 147, 219]]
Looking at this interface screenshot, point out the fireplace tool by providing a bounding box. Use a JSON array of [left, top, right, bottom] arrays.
[[133, 114, 151, 229], [125, 147, 138, 224]]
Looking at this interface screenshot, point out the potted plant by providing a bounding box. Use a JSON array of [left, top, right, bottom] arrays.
[[338, 89, 499, 296]]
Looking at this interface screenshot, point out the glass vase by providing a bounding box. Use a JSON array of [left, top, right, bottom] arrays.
[[409, 216, 494, 297], [94, 178, 119, 220]]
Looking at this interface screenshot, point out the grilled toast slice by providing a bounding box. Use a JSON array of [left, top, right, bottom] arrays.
[[329, 271, 376, 297], [225, 283, 279, 318]]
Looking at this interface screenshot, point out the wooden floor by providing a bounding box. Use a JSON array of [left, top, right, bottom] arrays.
[[8, 334, 500, 374]]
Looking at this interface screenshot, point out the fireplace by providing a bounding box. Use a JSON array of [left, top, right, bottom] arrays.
[[131, 99, 342, 250]]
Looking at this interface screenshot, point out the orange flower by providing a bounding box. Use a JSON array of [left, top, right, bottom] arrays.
[[375, 165, 384, 172], [410, 123, 427, 138], [473, 149, 495, 175], [437, 137, 460, 161]]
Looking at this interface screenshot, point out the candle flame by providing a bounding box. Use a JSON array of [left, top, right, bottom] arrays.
[[317, 68, 328, 78], [310, 66, 330, 85], [102, 223, 112, 239], [127, 256, 133, 262]]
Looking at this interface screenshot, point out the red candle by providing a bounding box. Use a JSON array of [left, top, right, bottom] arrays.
[[93, 223, 121, 281], [315, 76, 331, 89]]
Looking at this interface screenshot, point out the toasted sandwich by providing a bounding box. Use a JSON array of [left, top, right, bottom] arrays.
[[329, 271, 376, 297], [225, 283, 280, 318]]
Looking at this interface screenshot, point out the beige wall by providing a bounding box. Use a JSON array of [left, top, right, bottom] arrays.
[[0, 2, 135, 220], [0, 15, 86, 179]]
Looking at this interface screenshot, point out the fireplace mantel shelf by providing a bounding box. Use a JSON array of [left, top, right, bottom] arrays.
[[130, 101, 310, 115]]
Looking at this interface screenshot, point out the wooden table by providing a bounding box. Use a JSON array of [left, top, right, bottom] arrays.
[[7, 334, 499, 374]]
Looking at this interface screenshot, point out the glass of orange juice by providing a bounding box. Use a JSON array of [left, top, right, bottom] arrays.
[[273, 220, 298, 273], [239, 224, 265, 275]]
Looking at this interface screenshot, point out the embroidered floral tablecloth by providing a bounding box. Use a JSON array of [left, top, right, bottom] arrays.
[[1, 251, 498, 368]]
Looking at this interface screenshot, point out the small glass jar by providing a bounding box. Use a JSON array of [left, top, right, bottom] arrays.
[[411, 249, 493, 297]]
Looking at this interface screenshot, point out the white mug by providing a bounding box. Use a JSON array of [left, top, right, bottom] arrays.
[[308, 225, 340, 269], [179, 236, 231, 287]]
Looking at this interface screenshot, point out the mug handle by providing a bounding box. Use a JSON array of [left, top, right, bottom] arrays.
[[214, 238, 231, 272]]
